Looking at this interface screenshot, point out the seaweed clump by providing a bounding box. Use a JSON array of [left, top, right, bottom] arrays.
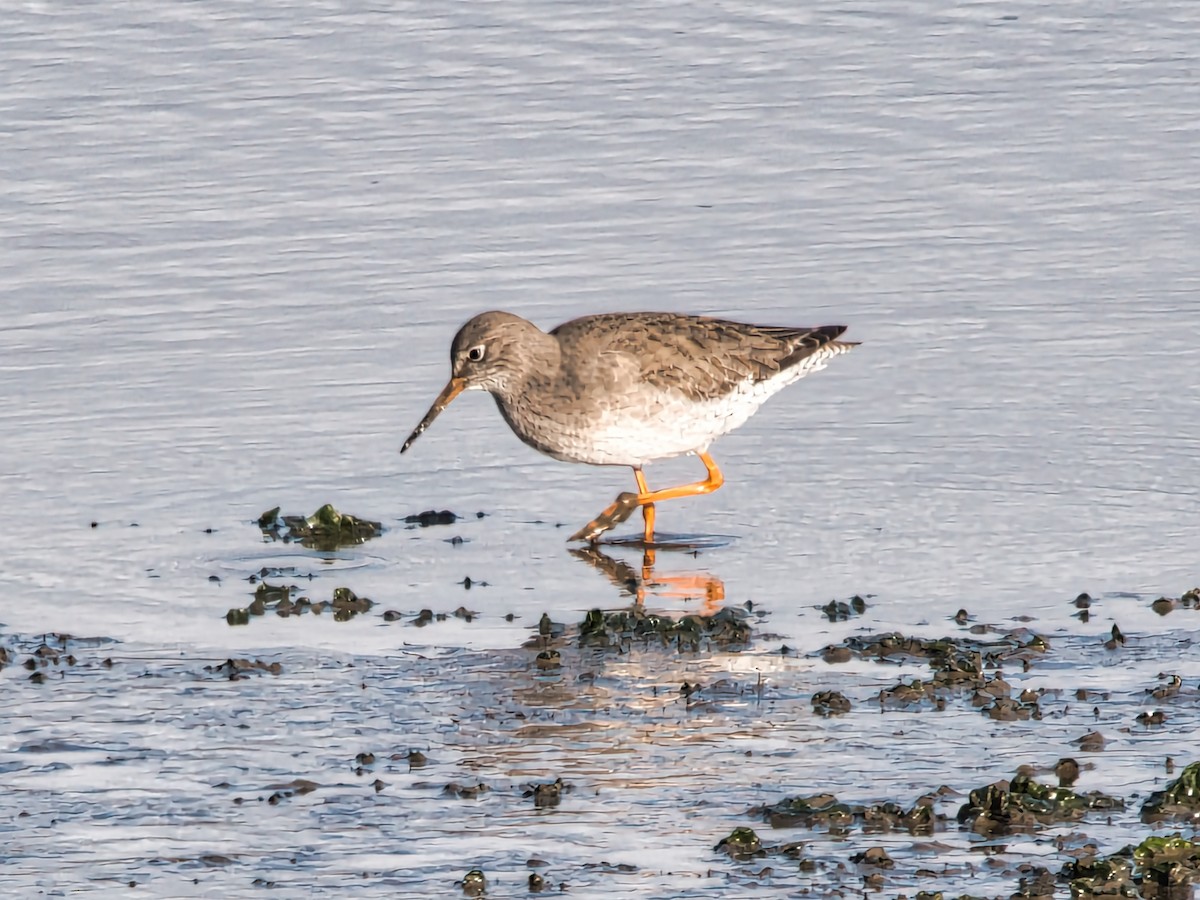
[[750, 792, 935, 835], [1142, 761, 1200, 823], [956, 772, 1124, 835], [1064, 833, 1200, 899], [820, 630, 1049, 717], [1133, 834, 1200, 897], [226, 584, 373, 625], [577, 605, 751, 652], [257, 504, 383, 550], [829, 629, 1049, 666]]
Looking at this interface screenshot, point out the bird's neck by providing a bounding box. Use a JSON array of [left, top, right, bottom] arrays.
[[492, 335, 562, 407]]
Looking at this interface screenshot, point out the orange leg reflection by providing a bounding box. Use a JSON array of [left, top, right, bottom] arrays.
[[570, 543, 725, 615], [640, 547, 725, 615]]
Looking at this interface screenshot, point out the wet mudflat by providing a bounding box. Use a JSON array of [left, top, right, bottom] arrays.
[[3, 512, 1198, 898]]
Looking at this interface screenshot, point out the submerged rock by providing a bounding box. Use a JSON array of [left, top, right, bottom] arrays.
[[851, 846, 894, 868], [443, 783, 490, 799], [1056, 758, 1082, 787], [460, 869, 486, 897], [524, 777, 565, 809], [715, 826, 764, 859], [862, 800, 935, 834], [1149, 587, 1200, 617], [202, 658, 282, 679], [820, 595, 869, 621], [811, 690, 851, 716], [404, 509, 459, 527]]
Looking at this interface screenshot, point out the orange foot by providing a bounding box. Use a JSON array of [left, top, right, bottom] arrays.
[[567, 452, 725, 543]]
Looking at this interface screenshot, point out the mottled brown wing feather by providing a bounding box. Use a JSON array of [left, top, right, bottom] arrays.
[[551, 313, 848, 402]]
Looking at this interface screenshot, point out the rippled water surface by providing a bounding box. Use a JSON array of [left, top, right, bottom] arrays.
[[2, 0, 1198, 896]]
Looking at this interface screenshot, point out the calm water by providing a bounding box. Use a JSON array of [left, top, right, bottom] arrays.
[[2, 0, 1198, 896]]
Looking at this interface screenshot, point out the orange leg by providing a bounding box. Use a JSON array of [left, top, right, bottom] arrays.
[[634, 468, 655, 543], [637, 451, 725, 506], [568, 452, 726, 543]]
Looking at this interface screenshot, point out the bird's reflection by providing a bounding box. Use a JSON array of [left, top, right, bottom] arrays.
[[569, 541, 726, 614]]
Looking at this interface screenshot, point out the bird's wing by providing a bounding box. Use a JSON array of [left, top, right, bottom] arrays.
[[553, 313, 848, 402]]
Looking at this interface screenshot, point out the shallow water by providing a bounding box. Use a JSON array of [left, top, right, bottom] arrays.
[[2, 0, 1198, 896]]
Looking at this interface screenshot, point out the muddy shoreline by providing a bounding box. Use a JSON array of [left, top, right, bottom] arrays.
[[4, 565, 1198, 898]]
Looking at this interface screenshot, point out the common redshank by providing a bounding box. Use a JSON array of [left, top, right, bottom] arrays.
[[401, 311, 857, 543]]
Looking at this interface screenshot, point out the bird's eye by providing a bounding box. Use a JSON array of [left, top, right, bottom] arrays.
[[467, 345, 486, 362]]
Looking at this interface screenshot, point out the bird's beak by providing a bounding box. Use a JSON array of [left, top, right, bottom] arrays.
[[400, 376, 467, 453]]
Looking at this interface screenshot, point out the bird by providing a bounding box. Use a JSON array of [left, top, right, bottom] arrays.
[[401, 311, 857, 543]]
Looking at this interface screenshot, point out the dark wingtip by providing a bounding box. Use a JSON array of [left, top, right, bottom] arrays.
[[819, 325, 849, 341]]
